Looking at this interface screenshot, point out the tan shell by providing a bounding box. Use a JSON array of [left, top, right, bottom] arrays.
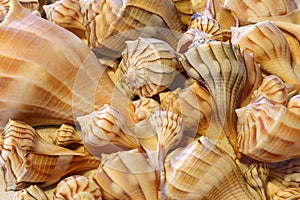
[[224, 0, 297, 25], [43, 0, 86, 39], [0, 0, 41, 17], [117, 37, 180, 99], [53, 175, 102, 200], [268, 158, 300, 188], [131, 97, 161, 123], [287, 94, 300, 114], [14, 185, 48, 200], [181, 40, 247, 155], [251, 75, 289, 105], [0, 120, 100, 190], [244, 163, 269, 200], [0, 0, 134, 129], [271, 187, 300, 200], [231, 21, 300, 86], [93, 149, 158, 200], [160, 82, 212, 136], [77, 104, 142, 157], [191, 0, 207, 13], [172, 0, 193, 27], [236, 96, 300, 162], [163, 136, 254, 199], [82, 0, 184, 53], [49, 124, 82, 147]]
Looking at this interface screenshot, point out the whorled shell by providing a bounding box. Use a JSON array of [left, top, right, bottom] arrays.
[[268, 158, 300, 188], [0, 0, 134, 129], [49, 124, 82, 147], [172, 0, 193, 27], [0, 119, 100, 190], [251, 75, 289, 106], [236, 96, 300, 162], [231, 21, 300, 86], [131, 97, 161, 123], [43, 0, 86, 39], [53, 175, 102, 200], [181, 40, 247, 155], [244, 163, 269, 200], [77, 104, 142, 157], [271, 187, 300, 200], [93, 149, 158, 200], [82, 0, 184, 53], [159, 82, 212, 136], [14, 185, 48, 200], [189, 13, 222, 37], [163, 136, 254, 199], [0, 0, 41, 17], [224, 0, 297, 25], [116, 37, 180, 99]]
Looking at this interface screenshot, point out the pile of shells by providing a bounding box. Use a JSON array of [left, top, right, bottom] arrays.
[[0, 0, 300, 199]]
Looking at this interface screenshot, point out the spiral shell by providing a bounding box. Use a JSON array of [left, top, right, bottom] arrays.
[[43, 0, 86, 39], [93, 149, 158, 200], [117, 37, 180, 99], [77, 104, 141, 157], [236, 96, 300, 162], [49, 124, 82, 147], [14, 185, 48, 200], [53, 175, 102, 200], [163, 136, 254, 199], [131, 97, 161, 123], [231, 21, 300, 86], [271, 187, 300, 200], [224, 0, 297, 25]]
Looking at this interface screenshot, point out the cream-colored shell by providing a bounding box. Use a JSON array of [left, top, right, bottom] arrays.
[[271, 187, 300, 200], [53, 175, 102, 200], [49, 124, 82, 147], [14, 185, 48, 200]]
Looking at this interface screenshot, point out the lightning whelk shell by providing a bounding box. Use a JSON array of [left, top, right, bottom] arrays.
[[224, 0, 297, 25], [49, 124, 82, 147], [244, 163, 269, 200], [43, 0, 86, 39], [163, 136, 254, 199], [236, 96, 300, 162], [53, 175, 102, 200], [82, 0, 184, 52], [77, 104, 141, 157], [159, 82, 212, 136], [14, 185, 48, 200], [271, 187, 300, 200], [0, 0, 134, 129], [93, 149, 158, 200], [231, 21, 300, 86], [131, 97, 161, 123], [0, 119, 100, 190], [117, 37, 180, 99], [181, 40, 247, 155]]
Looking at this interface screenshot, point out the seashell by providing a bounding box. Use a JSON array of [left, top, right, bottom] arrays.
[[224, 0, 297, 25], [271, 187, 300, 200], [82, 0, 184, 53], [49, 124, 82, 147], [244, 163, 269, 200], [251, 75, 289, 106], [231, 21, 300, 87], [163, 136, 254, 199], [0, 119, 100, 190], [287, 94, 300, 114], [181, 40, 247, 155], [268, 158, 300, 188], [176, 28, 214, 54], [236, 96, 300, 162], [93, 149, 158, 200], [281, 30, 300, 66], [43, 0, 86, 40], [14, 185, 48, 200], [131, 97, 161, 123], [53, 175, 102, 200], [77, 104, 142, 157], [117, 37, 180, 99], [191, 0, 206, 13], [203, 0, 236, 30], [0, 0, 134, 129], [159, 82, 212, 136], [172, 0, 193, 27], [240, 50, 263, 106]]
